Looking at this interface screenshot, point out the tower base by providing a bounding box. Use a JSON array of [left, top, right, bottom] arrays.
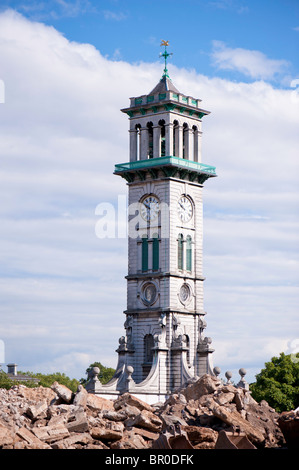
[[85, 339, 215, 405]]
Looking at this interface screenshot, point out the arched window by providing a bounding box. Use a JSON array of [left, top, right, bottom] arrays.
[[159, 119, 166, 157], [147, 122, 153, 158], [183, 123, 188, 159], [152, 233, 159, 271], [185, 335, 190, 366], [144, 334, 154, 364], [186, 235, 192, 272], [178, 234, 184, 270], [193, 125, 198, 162], [173, 120, 179, 157], [142, 235, 148, 272], [136, 124, 141, 160]]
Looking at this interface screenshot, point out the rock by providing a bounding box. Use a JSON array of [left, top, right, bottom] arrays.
[[32, 423, 70, 443], [182, 425, 218, 445], [66, 408, 89, 433], [16, 426, 51, 449], [182, 374, 221, 401], [0, 375, 288, 449], [131, 426, 159, 441], [51, 382, 74, 404], [114, 393, 153, 412], [12, 385, 56, 404], [214, 392, 235, 406], [73, 384, 88, 408], [117, 404, 141, 418], [51, 432, 92, 449], [102, 410, 128, 421], [86, 393, 114, 412], [90, 421, 124, 441], [209, 400, 265, 445], [0, 422, 16, 447], [159, 412, 187, 428], [110, 430, 148, 449], [26, 400, 48, 419], [125, 409, 162, 433]]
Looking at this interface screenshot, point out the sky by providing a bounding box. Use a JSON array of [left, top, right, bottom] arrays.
[[0, 0, 298, 385]]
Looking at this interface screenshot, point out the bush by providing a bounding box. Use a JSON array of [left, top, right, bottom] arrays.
[[0, 370, 14, 390], [250, 352, 299, 412]]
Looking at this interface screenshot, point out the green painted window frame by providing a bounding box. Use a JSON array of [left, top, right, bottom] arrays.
[[178, 234, 184, 270], [152, 234, 159, 271], [142, 235, 148, 272], [186, 235, 192, 272]]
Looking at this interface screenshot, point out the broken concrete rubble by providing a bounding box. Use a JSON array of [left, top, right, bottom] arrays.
[[0, 374, 288, 449]]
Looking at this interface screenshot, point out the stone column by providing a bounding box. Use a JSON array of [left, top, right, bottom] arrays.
[[129, 129, 138, 161], [140, 127, 149, 160], [165, 122, 174, 157], [153, 125, 161, 158], [184, 128, 194, 160], [193, 129, 202, 162], [177, 125, 183, 158]]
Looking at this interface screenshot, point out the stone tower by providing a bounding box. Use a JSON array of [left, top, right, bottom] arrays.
[[86, 45, 217, 403]]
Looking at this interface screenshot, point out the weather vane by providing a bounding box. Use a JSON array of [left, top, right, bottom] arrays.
[[160, 40, 173, 78]]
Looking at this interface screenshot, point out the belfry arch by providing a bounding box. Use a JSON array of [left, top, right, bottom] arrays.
[[129, 116, 202, 162]]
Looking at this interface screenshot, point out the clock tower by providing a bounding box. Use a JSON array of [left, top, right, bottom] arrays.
[[87, 43, 217, 403]]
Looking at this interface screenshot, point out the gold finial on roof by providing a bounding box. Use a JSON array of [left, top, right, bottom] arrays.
[[159, 40, 173, 78]]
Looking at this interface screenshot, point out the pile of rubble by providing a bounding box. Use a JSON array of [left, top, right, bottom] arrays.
[[0, 374, 289, 449]]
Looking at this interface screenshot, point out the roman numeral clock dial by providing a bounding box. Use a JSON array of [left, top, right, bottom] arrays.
[[177, 195, 193, 223], [140, 196, 160, 221]]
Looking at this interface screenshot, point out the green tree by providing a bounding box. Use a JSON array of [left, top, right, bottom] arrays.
[[32, 372, 80, 392], [82, 362, 115, 385], [250, 352, 299, 412], [0, 370, 14, 390], [2, 371, 80, 393]]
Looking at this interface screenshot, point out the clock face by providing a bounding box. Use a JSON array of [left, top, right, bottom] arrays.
[[140, 195, 160, 221], [177, 195, 193, 223]]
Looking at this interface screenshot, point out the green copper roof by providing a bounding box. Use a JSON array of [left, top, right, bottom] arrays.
[[114, 156, 216, 177]]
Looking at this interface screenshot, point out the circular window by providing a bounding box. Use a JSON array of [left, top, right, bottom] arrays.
[[141, 282, 157, 305], [179, 283, 191, 305]]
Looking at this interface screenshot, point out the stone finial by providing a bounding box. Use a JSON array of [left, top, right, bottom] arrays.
[[213, 366, 221, 378], [237, 368, 249, 390], [126, 365, 134, 376], [89, 367, 100, 383], [225, 371, 233, 384], [125, 365, 134, 392]]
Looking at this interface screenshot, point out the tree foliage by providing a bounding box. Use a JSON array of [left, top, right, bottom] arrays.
[[82, 362, 115, 385], [250, 352, 299, 412], [0, 370, 80, 392], [0, 370, 14, 390], [29, 372, 80, 392]]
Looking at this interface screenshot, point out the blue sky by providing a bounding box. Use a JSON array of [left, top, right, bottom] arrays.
[[0, 1, 298, 385], [1, 0, 298, 84]]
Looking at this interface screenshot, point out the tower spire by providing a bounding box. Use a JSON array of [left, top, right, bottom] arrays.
[[160, 40, 173, 79]]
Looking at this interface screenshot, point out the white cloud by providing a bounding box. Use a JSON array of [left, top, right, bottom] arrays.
[[103, 10, 127, 21], [211, 40, 289, 80], [4, 1, 94, 20], [0, 10, 298, 382]]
